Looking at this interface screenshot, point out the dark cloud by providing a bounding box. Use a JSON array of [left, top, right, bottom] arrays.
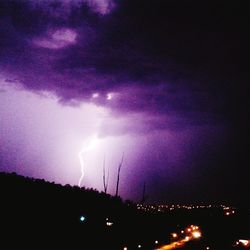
[[0, 0, 249, 123]]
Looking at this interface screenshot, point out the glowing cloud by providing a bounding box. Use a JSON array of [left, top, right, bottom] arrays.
[[85, 0, 115, 15], [106, 93, 113, 100], [92, 93, 99, 98], [33, 28, 77, 49]]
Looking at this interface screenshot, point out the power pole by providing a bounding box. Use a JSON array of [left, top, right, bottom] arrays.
[[115, 153, 124, 197], [103, 155, 109, 193]]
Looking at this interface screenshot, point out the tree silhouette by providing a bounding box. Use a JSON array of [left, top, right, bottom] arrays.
[[115, 153, 124, 197]]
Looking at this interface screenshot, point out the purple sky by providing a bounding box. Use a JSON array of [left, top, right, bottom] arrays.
[[0, 0, 249, 204]]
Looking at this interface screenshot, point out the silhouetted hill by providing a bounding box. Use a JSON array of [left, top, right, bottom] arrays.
[[0, 172, 249, 250], [0, 172, 168, 249]]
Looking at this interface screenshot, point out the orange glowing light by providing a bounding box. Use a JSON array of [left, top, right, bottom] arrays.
[[172, 233, 178, 238], [192, 231, 201, 238], [239, 240, 249, 246]]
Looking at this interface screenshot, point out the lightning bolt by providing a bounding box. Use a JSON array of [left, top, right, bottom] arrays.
[[78, 134, 98, 187]]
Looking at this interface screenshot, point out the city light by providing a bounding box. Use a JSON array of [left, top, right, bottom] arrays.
[[192, 231, 201, 239], [106, 222, 113, 226], [80, 215, 85, 222], [239, 240, 250, 246], [172, 233, 178, 238], [74, 206, 243, 250], [136, 203, 235, 214], [156, 225, 203, 249]]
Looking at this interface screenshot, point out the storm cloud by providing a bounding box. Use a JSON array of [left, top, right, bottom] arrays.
[[0, 0, 249, 203], [1, 0, 248, 119]]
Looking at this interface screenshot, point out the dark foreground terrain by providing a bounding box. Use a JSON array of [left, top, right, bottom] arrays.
[[0, 172, 249, 249]]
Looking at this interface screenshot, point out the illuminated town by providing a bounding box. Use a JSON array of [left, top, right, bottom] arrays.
[[136, 204, 237, 213]]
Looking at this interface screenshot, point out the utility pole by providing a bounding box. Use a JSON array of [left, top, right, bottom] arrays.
[[115, 153, 124, 197]]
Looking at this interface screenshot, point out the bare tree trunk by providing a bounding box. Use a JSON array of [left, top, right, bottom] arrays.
[[115, 153, 124, 197], [103, 155, 109, 193]]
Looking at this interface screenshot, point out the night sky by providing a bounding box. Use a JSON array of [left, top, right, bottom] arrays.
[[0, 0, 249, 205]]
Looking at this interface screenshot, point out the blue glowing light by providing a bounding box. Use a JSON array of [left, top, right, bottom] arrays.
[[80, 216, 86, 222]]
